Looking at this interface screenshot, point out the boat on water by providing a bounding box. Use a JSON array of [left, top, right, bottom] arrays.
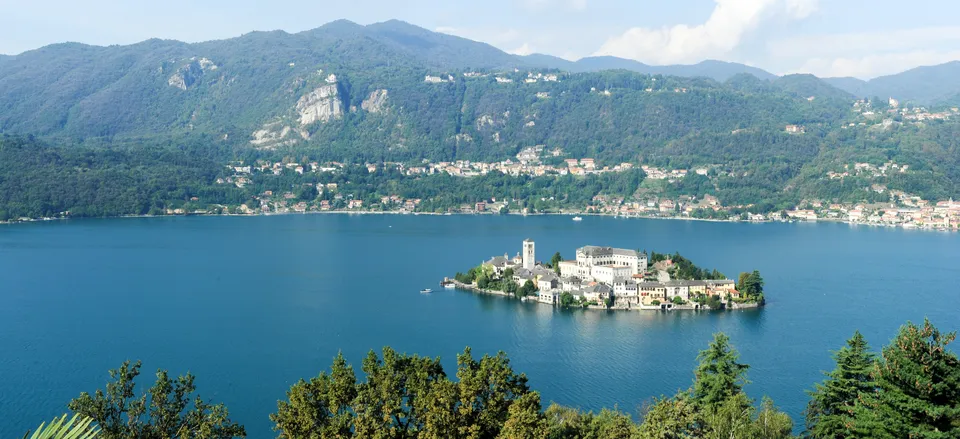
[[420, 288, 433, 294], [444, 283, 456, 289], [572, 216, 583, 221]]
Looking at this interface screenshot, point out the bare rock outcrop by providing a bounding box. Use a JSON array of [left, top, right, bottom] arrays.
[[296, 84, 343, 125], [167, 57, 218, 90], [361, 89, 389, 113]]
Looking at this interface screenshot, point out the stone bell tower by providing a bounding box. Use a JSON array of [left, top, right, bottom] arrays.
[[522, 238, 535, 270]]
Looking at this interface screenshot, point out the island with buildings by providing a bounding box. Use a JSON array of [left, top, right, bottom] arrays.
[[447, 239, 764, 311]]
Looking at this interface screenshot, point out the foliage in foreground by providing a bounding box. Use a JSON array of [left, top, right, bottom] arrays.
[[48, 319, 960, 439], [22, 414, 99, 439], [66, 360, 245, 439]]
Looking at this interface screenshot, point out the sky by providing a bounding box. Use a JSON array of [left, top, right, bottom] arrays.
[[2, 0, 960, 79]]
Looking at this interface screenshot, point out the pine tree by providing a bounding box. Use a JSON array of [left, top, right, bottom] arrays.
[[804, 331, 875, 439], [853, 319, 960, 438], [692, 333, 751, 409]]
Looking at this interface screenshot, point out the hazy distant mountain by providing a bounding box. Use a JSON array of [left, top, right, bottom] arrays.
[[775, 74, 855, 101], [520, 54, 777, 82], [825, 61, 960, 104], [362, 20, 525, 70]]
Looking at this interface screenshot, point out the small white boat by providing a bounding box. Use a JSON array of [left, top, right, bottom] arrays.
[[572, 216, 583, 221], [420, 289, 433, 294], [444, 283, 456, 289]]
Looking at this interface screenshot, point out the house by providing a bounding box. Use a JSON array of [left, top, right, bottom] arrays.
[[581, 283, 612, 303], [537, 290, 561, 305], [659, 200, 676, 213]]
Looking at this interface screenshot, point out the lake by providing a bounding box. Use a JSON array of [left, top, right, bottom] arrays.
[[1, 214, 958, 437]]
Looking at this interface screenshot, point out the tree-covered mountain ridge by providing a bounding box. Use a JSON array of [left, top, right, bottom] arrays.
[[3, 19, 960, 222], [2, 18, 958, 154]]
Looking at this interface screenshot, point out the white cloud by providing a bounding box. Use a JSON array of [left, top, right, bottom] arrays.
[[772, 27, 960, 78], [522, 0, 589, 11], [594, 0, 818, 65], [508, 43, 535, 56], [770, 27, 960, 57], [792, 50, 960, 79]]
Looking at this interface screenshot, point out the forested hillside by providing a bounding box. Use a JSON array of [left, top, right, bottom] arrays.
[[2, 19, 960, 221]]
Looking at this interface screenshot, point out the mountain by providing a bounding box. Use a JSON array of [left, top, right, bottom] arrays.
[[362, 20, 525, 70], [0, 19, 814, 146], [520, 55, 777, 82], [774, 74, 855, 101], [2, 19, 960, 221], [520, 53, 578, 71], [825, 61, 960, 104]]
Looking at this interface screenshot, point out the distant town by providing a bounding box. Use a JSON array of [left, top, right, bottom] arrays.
[[208, 139, 960, 232], [444, 239, 764, 311]]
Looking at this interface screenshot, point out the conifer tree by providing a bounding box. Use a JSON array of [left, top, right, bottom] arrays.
[[804, 331, 875, 439], [692, 333, 751, 409], [853, 319, 960, 438]]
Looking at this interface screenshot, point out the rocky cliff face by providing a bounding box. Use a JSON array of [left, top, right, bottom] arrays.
[[167, 57, 218, 90], [361, 89, 389, 113], [296, 84, 343, 125], [250, 77, 346, 148]]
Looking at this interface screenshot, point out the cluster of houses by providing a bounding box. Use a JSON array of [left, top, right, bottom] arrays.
[[482, 240, 739, 310], [852, 98, 958, 126]]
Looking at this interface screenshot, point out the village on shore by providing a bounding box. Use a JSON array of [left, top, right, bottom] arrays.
[[205, 138, 960, 232], [446, 239, 764, 311]]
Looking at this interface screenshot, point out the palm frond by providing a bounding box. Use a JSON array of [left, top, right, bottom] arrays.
[[22, 414, 99, 439]]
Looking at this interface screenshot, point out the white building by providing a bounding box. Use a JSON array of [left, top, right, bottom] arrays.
[[559, 246, 647, 280], [523, 238, 536, 270]]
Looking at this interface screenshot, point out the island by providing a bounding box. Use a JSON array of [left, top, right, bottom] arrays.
[[446, 239, 765, 311]]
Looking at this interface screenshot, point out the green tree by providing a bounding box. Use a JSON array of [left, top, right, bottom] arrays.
[[637, 393, 698, 439], [453, 348, 532, 438], [853, 319, 960, 439], [497, 392, 547, 439], [672, 296, 685, 305], [67, 361, 245, 439], [692, 333, 750, 410], [271, 352, 357, 439], [518, 280, 537, 298], [559, 292, 576, 309], [351, 347, 445, 438], [753, 397, 793, 439], [701, 393, 755, 439], [550, 253, 563, 275], [544, 404, 590, 439], [588, 408, 637, 439], [804, 331, 875, 439]]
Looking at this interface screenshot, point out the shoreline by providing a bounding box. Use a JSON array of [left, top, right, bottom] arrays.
[[446, 280, 758, 312], [2, 209, 957, 232]]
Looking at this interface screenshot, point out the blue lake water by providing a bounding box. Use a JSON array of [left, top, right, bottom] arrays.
[[1, 214, 959, 437]]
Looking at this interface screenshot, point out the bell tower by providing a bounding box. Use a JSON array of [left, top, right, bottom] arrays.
[[522, 239, 535, 270]]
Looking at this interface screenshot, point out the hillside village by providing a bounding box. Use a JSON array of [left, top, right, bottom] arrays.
[[211, 141, 960, 231], [449, 239, 759, 311]]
